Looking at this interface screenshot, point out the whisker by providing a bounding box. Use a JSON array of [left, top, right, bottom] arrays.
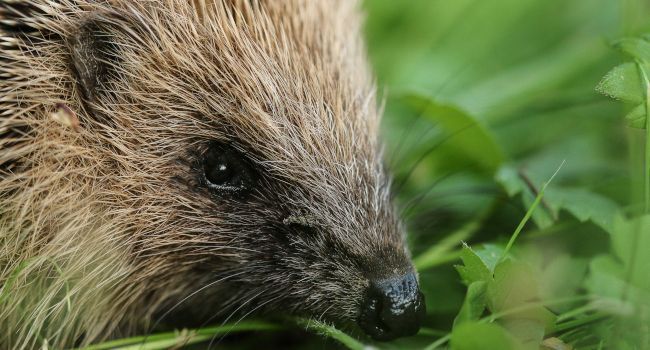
[[386, 111, 435, 172], [198, 289, 266, 330], [316, 303, 335, 322], [207, 293, 284, 349], [399, 171, 455, 220], [392, 122, 477, 196], [141, 268, 249, 345]]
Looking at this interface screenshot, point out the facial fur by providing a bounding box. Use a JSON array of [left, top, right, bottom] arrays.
[[0, 1, 419, 348]]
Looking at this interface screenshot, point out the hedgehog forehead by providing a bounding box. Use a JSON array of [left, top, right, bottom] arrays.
[[184, 30, 377, 143], [115, 0, 377, 141]]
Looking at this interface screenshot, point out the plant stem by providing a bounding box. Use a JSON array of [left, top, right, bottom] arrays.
[[550, 313, 607, 333], [423, 334, 452, 350], [294, 318, 368, 350], [637, 60, 650, 213]]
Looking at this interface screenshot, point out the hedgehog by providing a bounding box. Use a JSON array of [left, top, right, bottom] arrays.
[[0, 0, 425, 348]]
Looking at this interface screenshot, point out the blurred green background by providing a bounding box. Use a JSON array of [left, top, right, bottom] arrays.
[[360, 0, 650, 349]]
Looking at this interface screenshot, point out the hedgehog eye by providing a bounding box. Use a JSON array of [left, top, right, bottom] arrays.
[[203, 143, 255, 194]]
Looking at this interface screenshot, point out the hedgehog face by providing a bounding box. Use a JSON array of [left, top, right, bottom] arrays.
[[64, 1, 424, 342]]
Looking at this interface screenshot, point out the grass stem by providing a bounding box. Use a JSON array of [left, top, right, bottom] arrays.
[[500, 161, 565, 262]]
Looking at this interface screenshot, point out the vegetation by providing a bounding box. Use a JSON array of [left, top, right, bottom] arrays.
[[82, 0, 650, 348]]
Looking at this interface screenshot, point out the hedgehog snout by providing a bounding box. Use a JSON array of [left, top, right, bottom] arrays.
[[357, 271, 426, 341]]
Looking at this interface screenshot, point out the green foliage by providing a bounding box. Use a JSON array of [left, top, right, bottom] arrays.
[[400, 94, 505, 174], [596, 37, 650, 131], [456, 244, 496, 286], [453, 281, 487, 328], [82, 0, 650, 349], [597, 62, 644, 105], [450, 323, 519, 350]]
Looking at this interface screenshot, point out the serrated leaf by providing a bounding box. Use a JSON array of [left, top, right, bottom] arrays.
[[496, 165, 621, 233], [450, 322, 520, 350], [596, 63, 643, 103], [455, 244, 492, 285], [473, 244, 504, 273], [625, 104, 646, 128], [453, 281, 488, 328], [455, 243, 503, 286], [613, 38, 650, 61], [544, 187, 620, 234]]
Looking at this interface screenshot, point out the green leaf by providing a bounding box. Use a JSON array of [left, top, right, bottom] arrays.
[[487, 261, 556, 349], [496, 165, 620, 233], [450, 322, 519, 350], [538, 254, 587, 313], [454, 281, 488, 328], [400, 93, 505, 174], [544, 187, 620, 234], [613, 38, 650, 61], [596, 63, 643, 103], [487, 260, 556, 329], [500, 319, 545, 350], [584, 255, 626, 300], [455, 244, 493, 285], [473, 244, 505, 273], [610, 214, 650, 291], [624, 104, 646, 129]]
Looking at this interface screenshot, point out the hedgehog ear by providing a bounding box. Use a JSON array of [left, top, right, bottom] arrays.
[[68, 16, 120, 102]]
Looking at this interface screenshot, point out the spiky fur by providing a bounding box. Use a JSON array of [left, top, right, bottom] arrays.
[[0, 1, 414, 348]]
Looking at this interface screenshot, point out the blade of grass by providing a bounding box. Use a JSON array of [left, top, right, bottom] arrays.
[[499, 160, 565, 262], [294, 318, 368, 350], [423, 334, 452, 350], [549, 313, 608, 333], [75, 321, 282, 350]]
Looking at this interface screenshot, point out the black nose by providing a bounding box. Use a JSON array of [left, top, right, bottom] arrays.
[[358, 272, 426, 341]]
